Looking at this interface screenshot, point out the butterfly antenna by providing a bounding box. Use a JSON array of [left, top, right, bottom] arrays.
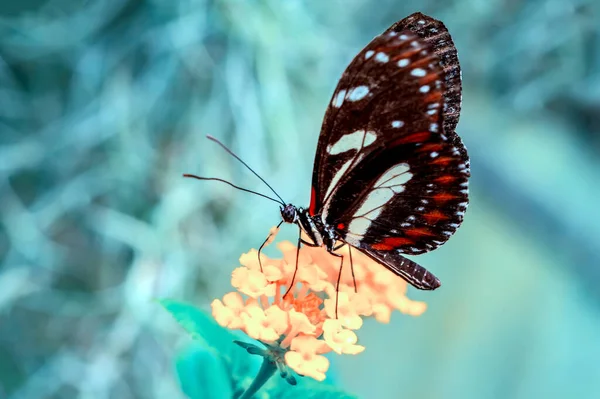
[[206, 135, 286, 205], [183, 175, 283, 205]]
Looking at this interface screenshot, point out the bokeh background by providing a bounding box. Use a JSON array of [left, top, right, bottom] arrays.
[[1, 0, 599, 398]]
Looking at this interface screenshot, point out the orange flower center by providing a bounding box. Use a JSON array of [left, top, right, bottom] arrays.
[[292, 292, 324, 325]]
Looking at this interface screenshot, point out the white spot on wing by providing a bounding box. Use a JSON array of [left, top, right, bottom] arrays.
[[323, 159, 352, 202], [430, 151, 439, 158], [332, 90, 346, 108], [364, 131, 377, 146], [420, 85, 430, 93], [411, 68, 426, 77], [327, 129, 376, 155], [322, 153, 365, 218], [365, 50, 374, 59], [348, 163, 412, 236], [346, 86, 370, 101], [348, 217, 377, 238], [376, 163, 412, 193], [391, 120, 404, 128], [397, 59, 409, 67], [375, 52, 389, 63]]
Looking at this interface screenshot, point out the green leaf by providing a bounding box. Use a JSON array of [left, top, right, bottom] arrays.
[[175, 342, 233, 399], [159, 299, 260, 393]]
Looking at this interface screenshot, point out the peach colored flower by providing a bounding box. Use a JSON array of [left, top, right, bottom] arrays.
[[323, 291, 363, 330], [211, 227, 428, 382], [322, 319, 365, 355], [285, 335, 330, 381]]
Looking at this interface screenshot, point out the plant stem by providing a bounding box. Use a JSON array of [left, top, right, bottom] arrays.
[[239, 357, 277, 399]]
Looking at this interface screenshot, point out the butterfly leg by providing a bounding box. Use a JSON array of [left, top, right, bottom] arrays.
[[348, 245, 357, 293], [330, 243, 357, 293], [330, 251, 344, 319], [283, 227, 319, 298], [257, 220, 284, 272]]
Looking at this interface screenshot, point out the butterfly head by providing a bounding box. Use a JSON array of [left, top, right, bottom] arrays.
[[280, 204, 299, 224]]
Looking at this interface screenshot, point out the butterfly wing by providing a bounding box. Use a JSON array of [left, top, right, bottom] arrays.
[[386, 12, 463, 143], [309, 13, 468, 289], [360, 246, 442, 290]]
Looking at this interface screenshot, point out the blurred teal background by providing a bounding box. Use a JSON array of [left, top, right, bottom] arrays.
[[1, 1, 599, 398]]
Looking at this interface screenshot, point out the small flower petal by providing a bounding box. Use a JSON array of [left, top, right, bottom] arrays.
[[241, 306, 280, 342], [239, 250, 261, 271], [222, 292, 245, 309], [290, 334, 330, 355], [232, 267, 269, 298], [211, 299, 243, 329], [264, 305, 290, 336], [263, 264, 284, 283], [371, 303, 392, 323], [285, 351, 329, 382], [289, 310, 316, 335], [322, 319, 365, 355], [323, 292, 363, 330]]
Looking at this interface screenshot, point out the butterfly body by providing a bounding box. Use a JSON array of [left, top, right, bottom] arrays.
[[279, 12, 469, 291], [281, 205, 339, 251]]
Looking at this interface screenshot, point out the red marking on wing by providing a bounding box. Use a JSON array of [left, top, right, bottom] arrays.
[[417, 143, 444, 153], [422, 210, 450, 224], [409, 55, 438, 69], [432, 193, 458, 202], [390, 47, 425, 60], [371, 236, 414, 250], [405, 227, 436, 237], [434, 175, 457, 184], [391, 131, 431, 146], [337, 223, 345, 230], [430, 156, 454, 166], [419, 73, 439, 85], [309, 186, 317, 216], [423, 92, 442, 103]]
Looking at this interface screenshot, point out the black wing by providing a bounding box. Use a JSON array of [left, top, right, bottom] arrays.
[[308, 13, 469, 290], [385, 12, 467, 163]]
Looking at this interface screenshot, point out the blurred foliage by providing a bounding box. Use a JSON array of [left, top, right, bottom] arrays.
[[1, 0, 599, 398]]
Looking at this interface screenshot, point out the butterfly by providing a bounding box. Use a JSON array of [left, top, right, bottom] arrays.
[[186, 12, 469, 291]]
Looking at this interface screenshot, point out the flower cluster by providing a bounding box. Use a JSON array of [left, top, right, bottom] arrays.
[[211, 227, 427, 381]]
